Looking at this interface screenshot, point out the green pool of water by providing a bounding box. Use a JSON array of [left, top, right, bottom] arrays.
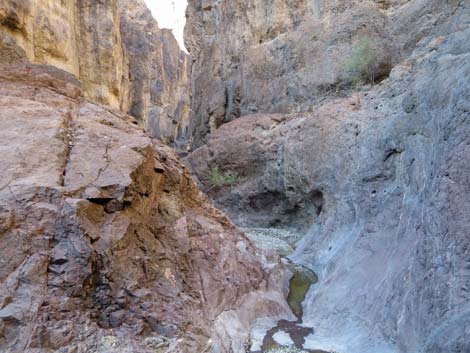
[[286, 265, 318, 319]]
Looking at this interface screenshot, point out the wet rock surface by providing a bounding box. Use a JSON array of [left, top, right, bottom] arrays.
[[258, 265, 319, 353], [244, 227, 321, 353], [0, 64, 290, 353]]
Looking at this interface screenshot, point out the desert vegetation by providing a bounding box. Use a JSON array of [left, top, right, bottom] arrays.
[[207, 165, 242, 187], [344, 37, 381, 85]]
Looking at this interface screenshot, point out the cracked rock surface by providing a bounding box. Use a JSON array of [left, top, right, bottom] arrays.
[[0, 64, 291, 353]]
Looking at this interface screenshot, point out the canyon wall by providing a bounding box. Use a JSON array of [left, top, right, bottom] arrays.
[[0, 0, 130, 109], [0, 0, 191, 145], [120, 0, 192, 147], [184, 0, 394, 147], [184, 0, 465, 148], [0, 63, 291, 353], [0, 2, 291, 352], [185, 0, 470, 352], [1, 0, 468, 352]]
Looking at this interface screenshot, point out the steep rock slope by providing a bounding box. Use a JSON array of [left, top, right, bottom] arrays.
[[0, 64, 291, 353], [184, 0, 393, 147], [185, 1, 470, 352], [0, 0, 130, 109], [0, 0, 191, 145], [120, 0, 192, 147], [184, 0, 466, 147]]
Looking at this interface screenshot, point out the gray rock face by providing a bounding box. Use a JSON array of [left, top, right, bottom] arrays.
[[298, 26, 470, 353], [185, 1, 470, 351], [120, 0, 192, 147], [184, 0, 468, 148], [184, 0, 394, 147]]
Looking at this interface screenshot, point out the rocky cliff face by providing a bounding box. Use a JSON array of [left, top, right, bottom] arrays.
[[0, 0, 130, 109], [0, 0, 191, 145], [0, 64, 291, 353], [184, 0, 391, 147], [185, 0, 470, 352], [185, 0, 466, 147], [120, 0, 192, 148], [1, 0, 469, 352]]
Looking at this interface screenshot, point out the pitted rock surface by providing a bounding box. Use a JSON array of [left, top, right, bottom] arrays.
[[185, 10, 470, 352]]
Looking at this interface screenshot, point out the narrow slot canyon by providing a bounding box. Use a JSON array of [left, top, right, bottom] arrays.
[[0, 1, 469, 353]]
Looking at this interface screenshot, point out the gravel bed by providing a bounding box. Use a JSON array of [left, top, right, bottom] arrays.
[[242, 227, 303, 256]]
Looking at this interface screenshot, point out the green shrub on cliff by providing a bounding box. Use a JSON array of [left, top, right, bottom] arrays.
[[207, 165, 241, 187], [344, 37, 379, 85]]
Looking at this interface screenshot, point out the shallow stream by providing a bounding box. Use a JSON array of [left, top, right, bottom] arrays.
[[244, 228, 330, 353], [259, 263, 327, 353]]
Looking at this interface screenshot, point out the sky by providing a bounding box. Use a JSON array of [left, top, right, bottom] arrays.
[[144, 0, 188, 51]]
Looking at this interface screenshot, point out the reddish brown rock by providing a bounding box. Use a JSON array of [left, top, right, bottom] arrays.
[[0, 64, 291, 353]]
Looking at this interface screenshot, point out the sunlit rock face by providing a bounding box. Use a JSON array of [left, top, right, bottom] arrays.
[[0, 0, 191, 146], [0, 0, 130, 109]]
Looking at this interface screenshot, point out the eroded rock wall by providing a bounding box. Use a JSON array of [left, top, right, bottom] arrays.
[[0, 0, 130, 109], [185, 1, 470, 352], [0, 64, 291, 353], [0, 0, 191, 145], [120, 0, 192, 148], [184, 0, 467, 147], [184, 0, 396, 147]]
